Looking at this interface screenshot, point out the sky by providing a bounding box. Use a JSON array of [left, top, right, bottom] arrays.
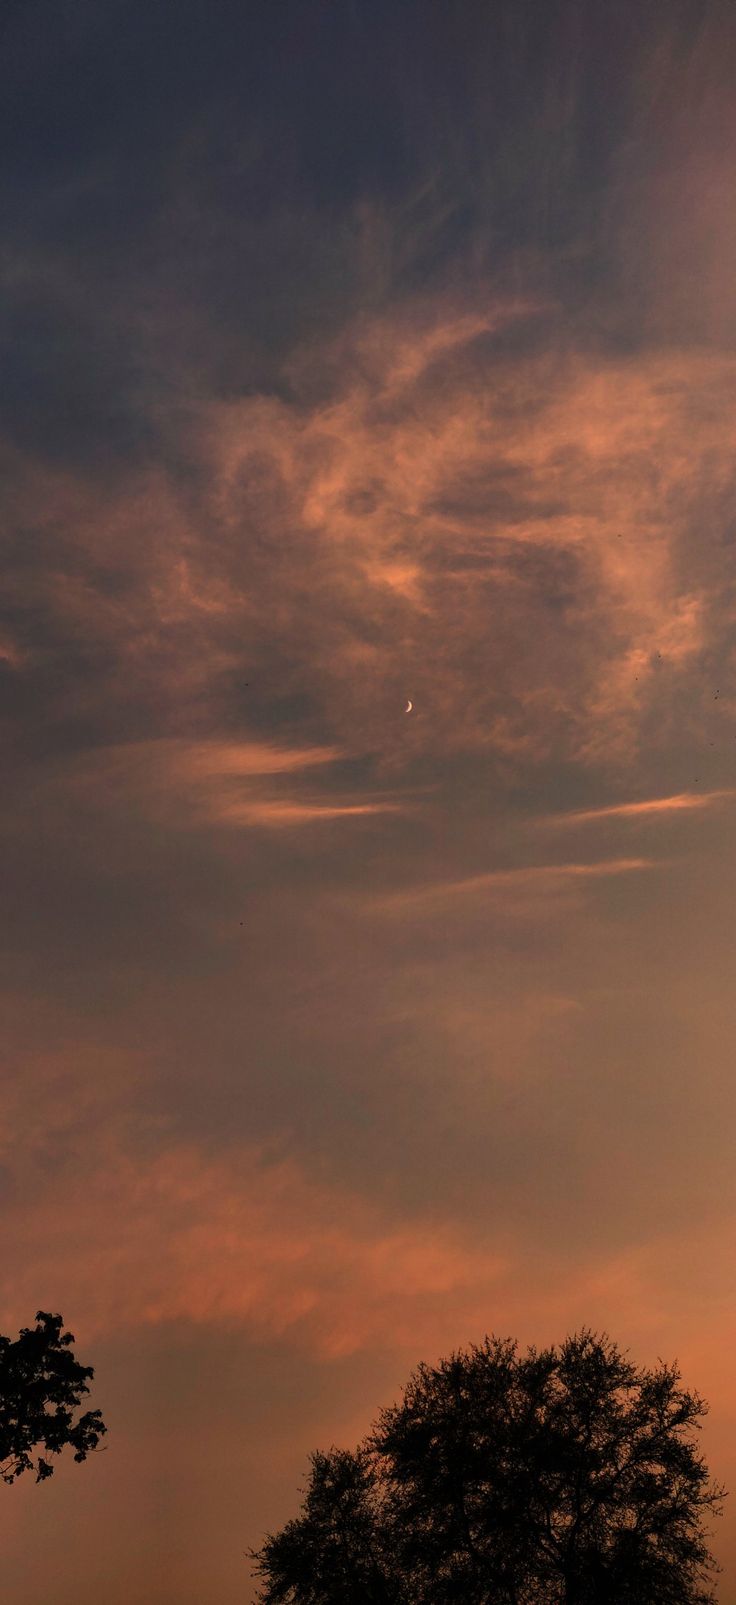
[[2, 0, 736, 1599]]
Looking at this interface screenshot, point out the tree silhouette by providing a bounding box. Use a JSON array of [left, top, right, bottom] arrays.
[[251, 1331, 725, 1604], [0, 1311, 106, 1484]]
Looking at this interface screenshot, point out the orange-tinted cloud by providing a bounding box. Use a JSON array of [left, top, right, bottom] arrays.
[[543, 788, 736, 826], [7, 303, 736, 785], [370, 855, 654, 914], [5, 9, 736, 1604], [0, 1125, 508, 1360], [47, 737, 411, 832], [3, 1106, 736, 1386]]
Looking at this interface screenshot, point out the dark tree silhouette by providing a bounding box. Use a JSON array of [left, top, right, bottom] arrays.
[[251, 1331, 725, 1604], [0, 1311, 106, 1484]]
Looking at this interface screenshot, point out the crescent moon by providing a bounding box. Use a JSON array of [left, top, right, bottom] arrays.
[[405, 699, 413, 713]]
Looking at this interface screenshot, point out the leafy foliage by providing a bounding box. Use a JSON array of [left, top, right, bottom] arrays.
[[0, 1311, 106, 1484], [254, 1449, 392, 1605], [251, 1331, 725, 1604]]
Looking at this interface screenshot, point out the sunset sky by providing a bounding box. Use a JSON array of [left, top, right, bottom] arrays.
[[3, 2, 736, 1600]]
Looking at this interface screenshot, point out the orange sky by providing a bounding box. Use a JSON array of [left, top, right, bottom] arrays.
[[3, 3, 736, 1600]]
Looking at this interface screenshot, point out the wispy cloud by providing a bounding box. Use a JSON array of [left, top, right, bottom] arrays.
[[542, 789, 736, 827], [50, 738, 410, 832], [180, 741, 341, 777], [5, 4, 736, 1601], [212, 799, 406, 828], [6, 302, 736, 779], [371, 857, 654, 913], [3, 1109, 733, 1375], [0, 1130, 508, 1359]]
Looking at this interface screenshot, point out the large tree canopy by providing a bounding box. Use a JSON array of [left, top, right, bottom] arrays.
[[0, 1311, 106, 1484], [252, 1331, 725, 1605]]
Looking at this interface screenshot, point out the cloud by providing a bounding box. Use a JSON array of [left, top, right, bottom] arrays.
[[180, 740, 340, 777], [43, 737, 410, 833], [213, 799, 404, 827], [370, 856, 654, 915], [3, 1100, 735, 1384], [200, 325, 736, 772], [542, 788, 736, 827], [0, 1124, 508, 1360], [5, 8, 736, 1601], [5, 299, 736, 787]]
